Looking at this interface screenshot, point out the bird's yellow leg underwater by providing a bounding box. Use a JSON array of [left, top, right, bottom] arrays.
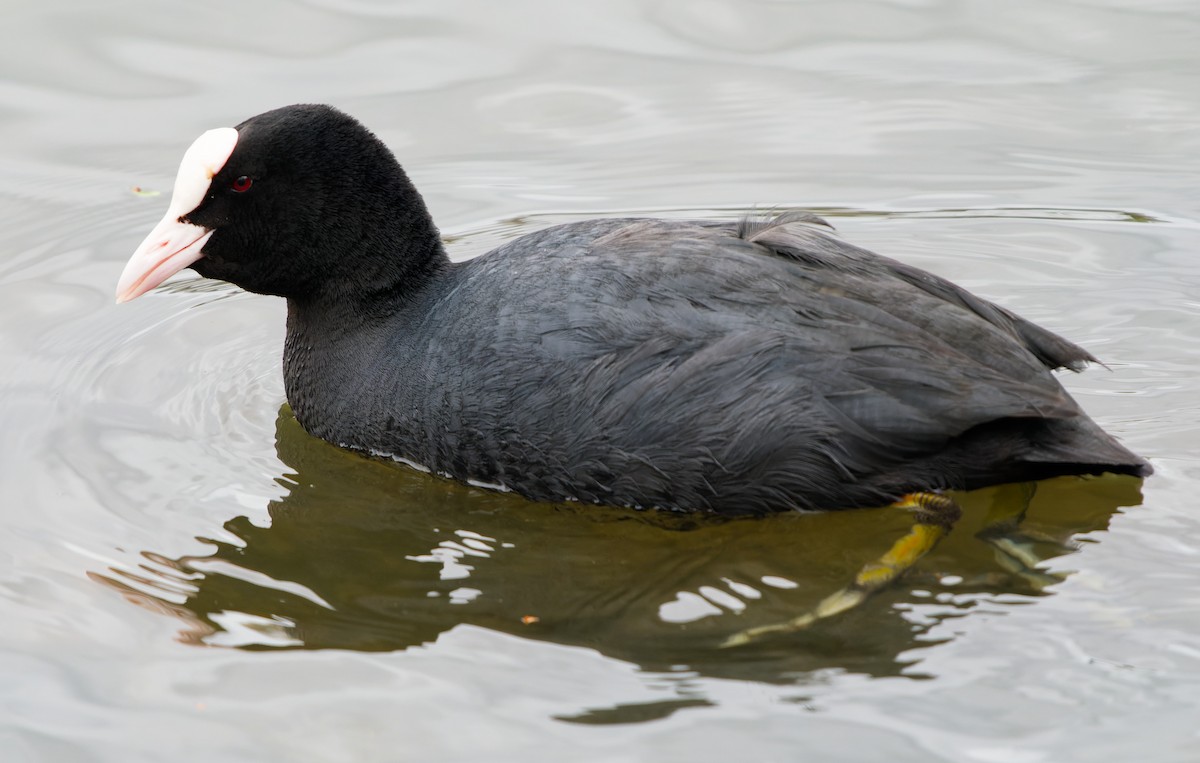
[[722, 492, 962, 647], [975, 482, 1066, 590]]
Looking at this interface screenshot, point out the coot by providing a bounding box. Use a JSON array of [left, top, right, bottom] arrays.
[[117, 104, 1151, 517]]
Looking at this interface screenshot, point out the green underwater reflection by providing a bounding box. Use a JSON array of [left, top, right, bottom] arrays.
[[95, 406, 1146, 689]]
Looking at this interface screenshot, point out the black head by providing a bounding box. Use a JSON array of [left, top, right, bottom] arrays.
[[117, 104, 445, 304]]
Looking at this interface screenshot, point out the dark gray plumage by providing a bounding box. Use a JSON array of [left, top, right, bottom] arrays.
[[126, 105, 1152, 516]]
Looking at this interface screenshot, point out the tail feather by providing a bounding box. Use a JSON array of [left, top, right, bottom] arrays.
[[1022, 416, 1152, 478]]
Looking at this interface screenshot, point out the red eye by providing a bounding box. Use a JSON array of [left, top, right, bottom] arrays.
[[231, 175, 253, 192]]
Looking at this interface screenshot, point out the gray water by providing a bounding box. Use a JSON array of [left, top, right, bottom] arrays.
[[3, 1, 1199, 761]]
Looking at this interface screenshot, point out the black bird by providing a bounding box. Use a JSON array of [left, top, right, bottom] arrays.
[[118, 104, 1150, 520]]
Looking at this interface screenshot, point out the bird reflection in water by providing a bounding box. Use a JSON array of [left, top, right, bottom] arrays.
[[93, 405, 1145, 716]]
